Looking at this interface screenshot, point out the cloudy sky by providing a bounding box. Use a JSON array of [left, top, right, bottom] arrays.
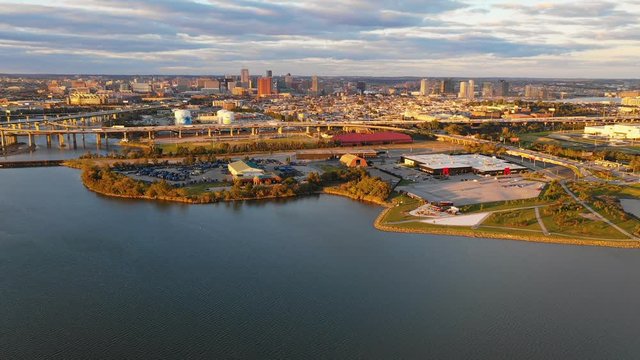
[[0, 0, 639, 77]]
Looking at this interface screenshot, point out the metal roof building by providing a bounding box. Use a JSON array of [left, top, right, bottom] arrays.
[[402, 154, 526, 175], [333, 132, 413, 146]]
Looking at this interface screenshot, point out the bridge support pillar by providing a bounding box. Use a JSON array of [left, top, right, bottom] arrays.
[[17, 123, 22, 130], [278, 127, 283, 135], [96, 133, 101, 147], [105, 134, 109, 150], [58, 134, 65, 148], [148, 131, 153, 140], [35, 123, 39, 131], [123, 132, 128, 141], [72, 134, 77, 150], [1, 131, 5, 150], [46, 134, 52, 148], [317, 126, 321, 133], [27, 133, 33, 148], [306, 126, 310, 133], [208, 129, 211, 137], [178, 130, 182, 139], [230, 128, 234, 136], [82, 134, 86, 149]]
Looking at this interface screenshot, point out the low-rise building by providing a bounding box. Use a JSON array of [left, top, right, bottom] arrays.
[[339, 154, 368, 168], [584, 124, 640, 139], [401, 154, 526, 175], [228, 160, 264, 178]]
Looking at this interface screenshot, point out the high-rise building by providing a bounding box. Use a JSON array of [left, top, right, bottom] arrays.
[[266, 70, 272, 78], [458, 81, 468, 98], [240, 68, 250, 88], [468, 80, 475, 99], [440, 79, 454, 94], [420, 79, 428, 96], [524, 84, 550, 99], [257, 77, 272, 97], [311, 75, 319, 94], [495, 80, 509, 97], [482, 82, 494, 98], [356, 81, 366, 94], [284, 73, 293, 88]]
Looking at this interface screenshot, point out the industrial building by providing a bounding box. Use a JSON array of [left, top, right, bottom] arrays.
[[295, 149, 377, 161], [67, 93, 107, 105], [401, 154, 526, 176], [333, 132, 413, 146], [228, 160, 264, 178], [584, 124, 640, 140], [339, 154, 368, 168]]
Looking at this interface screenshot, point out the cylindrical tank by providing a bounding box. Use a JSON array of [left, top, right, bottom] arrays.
[[174, 110, 192, 125], [217, 110, 235, 125]]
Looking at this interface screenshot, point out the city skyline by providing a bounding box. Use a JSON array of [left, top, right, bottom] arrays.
[[0, 0, 639, 78]]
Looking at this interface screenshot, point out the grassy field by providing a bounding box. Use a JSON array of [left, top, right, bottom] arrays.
[[460, 197, 549, 214], [540, 211, 629, 239], [184, 182, 228, 196], [315, 163, 345, 173], [518, 131, 553, 145], [481, 208, 542, 231], [381, 195, 423, 223]]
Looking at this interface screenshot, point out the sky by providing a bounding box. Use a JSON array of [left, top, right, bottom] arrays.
[[0, 0, 639, 78]]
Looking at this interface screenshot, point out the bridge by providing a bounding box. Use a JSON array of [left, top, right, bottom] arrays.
[[3, 103, 171, 125], [1, 111, 639, 152]]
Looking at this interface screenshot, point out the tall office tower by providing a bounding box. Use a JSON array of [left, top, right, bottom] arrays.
[[240, 68, 250, 88], [266, 70, 273, 78], [482, 82, 494, 98], [257, 77, 272, 97], [440, 79, 454, 94], [468, 80, 475, 99], [420, 79, 428, 96], [524, 84, 534, 98], [495, 80, 510, 97], [284, 73, 293, 88], [356, 81, 366, 94], [458, 81, 468, 98], [311, 75, 319, 94]]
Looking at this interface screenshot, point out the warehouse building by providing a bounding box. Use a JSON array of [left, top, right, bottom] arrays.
[[228, 160, 264, 178], [584, 124, 640, 140], [333, 132, 413, 146], [402, 154, 526, 176], [340, 154, 368, 168]]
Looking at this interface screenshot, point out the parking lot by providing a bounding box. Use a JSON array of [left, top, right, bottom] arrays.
[[396, 173, 544, 206]]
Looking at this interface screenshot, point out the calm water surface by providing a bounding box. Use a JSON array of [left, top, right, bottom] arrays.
[[1, 167, 640, 359]]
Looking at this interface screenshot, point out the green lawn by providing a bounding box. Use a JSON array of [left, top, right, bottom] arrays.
[[381, 195, 422, 223], [460, 197, 549, 214], [540, 211, 629, 239], [481, 208, 542, 231], [184, 182, 228, 196]]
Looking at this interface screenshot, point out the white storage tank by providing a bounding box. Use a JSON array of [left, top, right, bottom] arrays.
[[173, 109, 192, 125], [217, 110, 235, 125]]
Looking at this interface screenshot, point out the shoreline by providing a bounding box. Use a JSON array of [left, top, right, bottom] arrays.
[[82, 174, 640, 248], [67, 160, 640, 249], [373, 207, 640, 249]]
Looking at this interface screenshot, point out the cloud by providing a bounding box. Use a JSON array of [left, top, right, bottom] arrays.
[[0, 0, 637, 77]]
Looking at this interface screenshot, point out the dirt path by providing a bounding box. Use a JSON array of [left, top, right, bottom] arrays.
[[535, 207, 550, 236]]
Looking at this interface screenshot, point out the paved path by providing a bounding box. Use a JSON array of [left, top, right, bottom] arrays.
[[535, 207, 550, 236], [559, 181, 637, 240]]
